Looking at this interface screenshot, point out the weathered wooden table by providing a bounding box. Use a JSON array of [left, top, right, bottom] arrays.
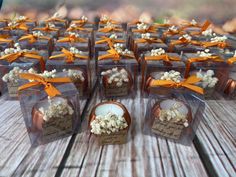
[[0, 87, 235, 177]]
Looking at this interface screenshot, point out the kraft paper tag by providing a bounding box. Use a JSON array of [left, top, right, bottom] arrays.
[[98, 129, 127, 145]]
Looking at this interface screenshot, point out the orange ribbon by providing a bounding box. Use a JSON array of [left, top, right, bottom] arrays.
[[185, 55, 224, 78], [99, 19, 119, 25], [135, 38, 163, 44], [49, 48, 88, 63], [201, 41, 229, 49], [45, 18, 66, 23], [19, 34, 51, 44], [95, 36, 125, 47], [227, 57, 236, 65], [18, 73, 71, 97], [149, 75, 204, 94], [181, 20, 211, 30], [98, 47, 135, 61], [3, 23, 28, 31], [66, 25, 91, 32], [145, 54, 181, 62], [16, 17, 35, 25], [0, 51, 45, 71], [169, 38, 202, 52], [72, 19, 93, 27], [0, 37, 13, 44], [132, 26, 157, 33], [153, 23, 171, 28], [98, 27, 123, 33], [162, 30, 185, 41], [33, 24, 59, 32], [189, 20, 211, 35], [129, 20, 143, 25], [57, 35, 87, 43]]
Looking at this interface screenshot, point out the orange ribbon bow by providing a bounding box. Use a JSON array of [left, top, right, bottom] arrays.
[[98, 27, 123, 33], [98, 47, 135, 61], [99, 19, 119, 25], [185, 55, 224, 78], [95, 36, 125, 48], [132, 25, 157, 33], [145, 54, 181, 65], [16, 17, 35, 24], [49, 48, 88, 63], [189, 20, 211, 35], [0, 51, 45, 71], [169, 38, 202, 52], [66, 25, 91, 32], [135, 38, 163, 44], [45, 17, 66, 23], [72, 19, 93, 27], [162, 30, 185, 41], [201, 41, 229, 49], [3, 23, 28, 31], [153, 23, 171, 28], [227, 56, 236, 65], [57, 35, 87, 43], [149, 75, 204, 94], [19, 34, 51, 43], [33, 24, 59, 32], [18, 73, 71, 97], [181, 20, 211, 30]]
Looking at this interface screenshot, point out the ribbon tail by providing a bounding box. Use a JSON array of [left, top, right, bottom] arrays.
[[45, 84, 61, 97], [183, 84, 204, 94], [18, 81, 42, 91]]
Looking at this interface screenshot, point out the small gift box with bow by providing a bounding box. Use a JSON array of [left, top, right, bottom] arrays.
[[41, 12, 68, 29], [2, 20, 29, 36], [54, 32, 91, 54], [46, 47, 95, 97], [168, 34, 205, 53], [96, 22, 124, 39], [18, 31, 53, 55], [33, 23, 60, 39], [141, 48, 185, 95], [132, 33, 168, 58], [89, 101, 131, 145], [66, 22, 93, 35], [145, 93, 204, 144], [0, 44, 45, 97], [1, 67, 37, 98], [98, 15, 123, 29], [161, 25, 185, 43], [13, 15, 37, 30], [183, 50, 228, 98], [95, 33, 127, 60], [180, 20, 211, 34], [18, 72, 80, 146], [71, 15, 94, 29], [97, 46, 138, 98]]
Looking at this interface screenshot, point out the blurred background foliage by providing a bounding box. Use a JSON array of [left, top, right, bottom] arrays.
[[1, 0, 236, 33]]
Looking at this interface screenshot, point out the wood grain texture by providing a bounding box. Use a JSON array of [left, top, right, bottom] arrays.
[[61, 90, 208, 177], [0, 94, 88, 177]]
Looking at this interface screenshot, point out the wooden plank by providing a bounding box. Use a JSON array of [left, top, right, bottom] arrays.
[[194, 97, 236, 177], [60, 90, 208, 177], [0, 95, 88, 177]]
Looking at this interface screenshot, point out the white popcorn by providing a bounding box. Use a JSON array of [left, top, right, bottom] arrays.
[[104, 22, 116, 28], [2, 67, 37, 84], [39, 97, 74, 122], [159, 102, 188, 127], [197, 49, 212, 57], [109, 34, 118, 39], [179, 34, 192, 41], [0, 44, 35, 57], [160, 70, 182, 83], [101, 67, 129, 87], [90, 112, 128, 135], [100, 15, 110, 22], [196, 70, 218, 88], [32, 31, 44, 37], [151, 48, 166, 56], [113, 43, 131, 55], [137, 22, 148, 30], [168, 25, 178, 32], [48, 23, 56, 28], [141, 33, 151, 39], [81, 15, 88, 21], [63, 69, 85, 82], [202, 29, 213, 36], [210, 35, 227, 43], [68, 32, 80, 38], [39, 70, 56, 79], [190, 19, 197, 25], [69, 47, 83, 55]]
